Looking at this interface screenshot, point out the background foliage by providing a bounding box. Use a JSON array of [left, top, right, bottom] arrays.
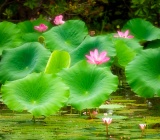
[[0, 0, 160, 33]]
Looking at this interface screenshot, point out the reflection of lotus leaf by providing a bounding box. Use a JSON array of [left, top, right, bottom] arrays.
[[0, 42, 51, 83], [126, 48, 160, 97], [1, 73, 69, 116], [59, 61, 118, 110]]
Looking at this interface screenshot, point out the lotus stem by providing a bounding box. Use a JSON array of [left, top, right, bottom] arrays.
[[32, 115, 36, 123], [106, 124, 109, 136]]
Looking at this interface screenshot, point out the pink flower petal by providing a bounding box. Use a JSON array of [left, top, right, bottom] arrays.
[[124, 30, 129, 38], [93, 49, 99, 60], [114, 30, 134, 39], [117, 31, 123, 37], [127, 35, 134, 38], [90, 51, 95, 58], [85, 55, 94, 62], [99, 51, 107, 60], [34, 24, 48, 32], [85, 49, 110, 65]]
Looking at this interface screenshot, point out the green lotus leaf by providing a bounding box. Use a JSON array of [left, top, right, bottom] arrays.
[[0, 21, 22, 54], [114, 40, 137, 67], [112, 37, 143, 54], [0, 42, 51, 83], [126, 48, 160, 97], [17, 19, 52, 42], [45, 50, 71, 75], [70, 35, 116, 66], [59, 61, 118, 110], [123, 18, 160, 41], [43, 20, 88, 52], [1, 72, 69, 116]]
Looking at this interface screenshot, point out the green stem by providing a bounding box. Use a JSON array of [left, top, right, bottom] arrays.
[[106, 124, 108, 136], [32, 115, 36, 123]]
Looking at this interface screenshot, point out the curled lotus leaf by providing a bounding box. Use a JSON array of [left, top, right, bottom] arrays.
[[71, 35, 116, 66], [1, 72, 69, 116], [59, 61, 118, 110], [45, 50, 71, 75], [123, 18, 160, 41], [0, 21, 22, 54], [126, 48, 160, 97], [0, 42, 51, 83], [43, 20, 88, 52]]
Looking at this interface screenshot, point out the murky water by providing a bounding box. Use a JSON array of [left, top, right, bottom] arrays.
[[0, 96, 160, 140]]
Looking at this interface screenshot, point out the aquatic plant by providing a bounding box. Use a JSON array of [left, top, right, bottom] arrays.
[[139, 124, 146, 136], [0, 16, 160, 119], [85, 49, 110, 65], [53, 15, 65, 25], [102, 117, 112, 136], [114, 30, 134, 38], [34, 23, 48, 32]]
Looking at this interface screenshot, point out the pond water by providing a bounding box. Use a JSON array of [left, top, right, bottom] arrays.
[[0, 95, 160, 140]]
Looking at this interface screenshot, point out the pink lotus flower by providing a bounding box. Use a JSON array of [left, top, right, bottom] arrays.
[[54, 15, 65, 25], [102, 117, 112, 125], [139, 124, 146, 130], [114, 30, 134, 38], [34, 24, 48, 32], [85, 49, 110, 65]]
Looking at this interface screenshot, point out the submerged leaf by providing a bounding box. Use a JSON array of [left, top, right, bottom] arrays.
[[1, 73, 69, 116]]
